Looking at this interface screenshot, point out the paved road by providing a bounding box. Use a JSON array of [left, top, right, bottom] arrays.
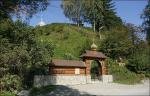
[[48, 80, 150, 96]]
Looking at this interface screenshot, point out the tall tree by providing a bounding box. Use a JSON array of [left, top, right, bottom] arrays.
[[125, 23, 142, 46], [82, 0, 122, 31], [0, 0, 51, 92], [61, 0, 122, 31], [61, 0, 84, 26], [141, 0, 150, 45]]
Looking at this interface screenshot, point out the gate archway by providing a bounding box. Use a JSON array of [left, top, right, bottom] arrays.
[[90, 60, 102, 80]]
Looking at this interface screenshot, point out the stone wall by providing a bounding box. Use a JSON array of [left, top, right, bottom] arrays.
[[86, 75, 102, 83], [102, 75, 113, 83], [34, 75, 86, 87], [34, 75, 113, 87]]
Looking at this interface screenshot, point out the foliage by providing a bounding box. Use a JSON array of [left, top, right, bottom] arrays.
[[100, 26, 133, 59], [0, 74, 21, 93], [0, 0, 50, 93], [61, 0, 84, 26], [0, 91, 15, 96], [108, 59, 142, 84], [141, 0, 150, 45], [127, 48, 150, 77], [0, 0, 49, 20], [29, 85, 55, 96], [0, 20, 54, 92], [83, 0, 122, 30], [61, 0, 122, 30], [125, 23, 143, 46]]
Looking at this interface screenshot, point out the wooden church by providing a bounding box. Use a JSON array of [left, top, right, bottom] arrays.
[[34, 43, 113, 86]]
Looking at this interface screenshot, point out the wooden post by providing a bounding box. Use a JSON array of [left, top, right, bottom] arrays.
[[85, 59, 91, 75], [100, 60, 108, 75]]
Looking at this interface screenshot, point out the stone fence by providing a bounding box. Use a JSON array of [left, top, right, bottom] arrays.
[[34, 75, 113, 87]]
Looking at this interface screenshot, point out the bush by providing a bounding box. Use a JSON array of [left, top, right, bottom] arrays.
[[0, 74, 21, 92], [0, 91, 15, 96], [108, 59, 141, 84], [127, 48, 150, 77], [0, 20, 54, 92]]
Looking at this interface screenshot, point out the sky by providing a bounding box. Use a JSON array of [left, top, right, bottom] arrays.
[[29, 0, 148, 27]]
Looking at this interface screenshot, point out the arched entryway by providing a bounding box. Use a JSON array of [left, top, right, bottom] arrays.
[[80, 43, 109, 83], [90, 60, 102, 80]]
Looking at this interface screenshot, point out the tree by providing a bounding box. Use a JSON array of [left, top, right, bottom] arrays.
[[127, 47, 150, 76], [125, 23, 140, 45], [100, 26, 133, 59], [0, 0, 49, 20], [0, 20, 54, 91], [83, 0, 122, 30], [141, 0, 150, 45], [0, 0, 51, 92], [61, 0, 122, 31], [125, 23, 144, 55], [61, 0, 84, 26]]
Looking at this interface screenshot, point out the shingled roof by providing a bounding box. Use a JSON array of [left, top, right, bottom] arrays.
[[80, 50, 107, 59], [50, 59, 86, 67]]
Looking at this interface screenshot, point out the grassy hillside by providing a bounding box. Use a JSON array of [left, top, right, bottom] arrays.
[[34, 23, 100, 60], [33, 23, 142, 84]]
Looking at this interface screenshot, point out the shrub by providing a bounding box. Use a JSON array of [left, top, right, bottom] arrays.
[[0, 91, 15, 96], [0, 74, 21, 92], [107, 59, 141, 84], [126, 48, 150, 77]]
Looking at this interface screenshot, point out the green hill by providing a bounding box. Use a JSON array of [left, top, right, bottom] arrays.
[[34, 23, 101, 60], [33, 23, 142, 84]]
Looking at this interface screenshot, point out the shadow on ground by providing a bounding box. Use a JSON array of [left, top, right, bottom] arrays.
[[47, 85, 99, 96]]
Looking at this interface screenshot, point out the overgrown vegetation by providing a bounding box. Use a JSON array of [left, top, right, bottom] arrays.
[[0, 20, 54, 93], [108, 59, 142, 84], [0, 0, 150, 95], [127, 48, 150, 77], [99, 25, 133, 59], [0, 91, 16, 96]]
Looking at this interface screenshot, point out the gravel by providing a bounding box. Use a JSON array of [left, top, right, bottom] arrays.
[[68, 79, 150, 96]]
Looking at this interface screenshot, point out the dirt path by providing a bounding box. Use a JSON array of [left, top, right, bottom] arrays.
[[48, 80, 149, 96]]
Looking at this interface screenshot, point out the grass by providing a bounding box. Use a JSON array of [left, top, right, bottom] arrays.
[[34, 23, 99, 59], [34, 23, 143, 85], [108, 59, 142, 84], [29, 85, 55, 96]]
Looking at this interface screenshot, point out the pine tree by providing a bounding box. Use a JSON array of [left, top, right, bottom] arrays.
[[141, 0, 150, 45], [61, 0, 122, 31]]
